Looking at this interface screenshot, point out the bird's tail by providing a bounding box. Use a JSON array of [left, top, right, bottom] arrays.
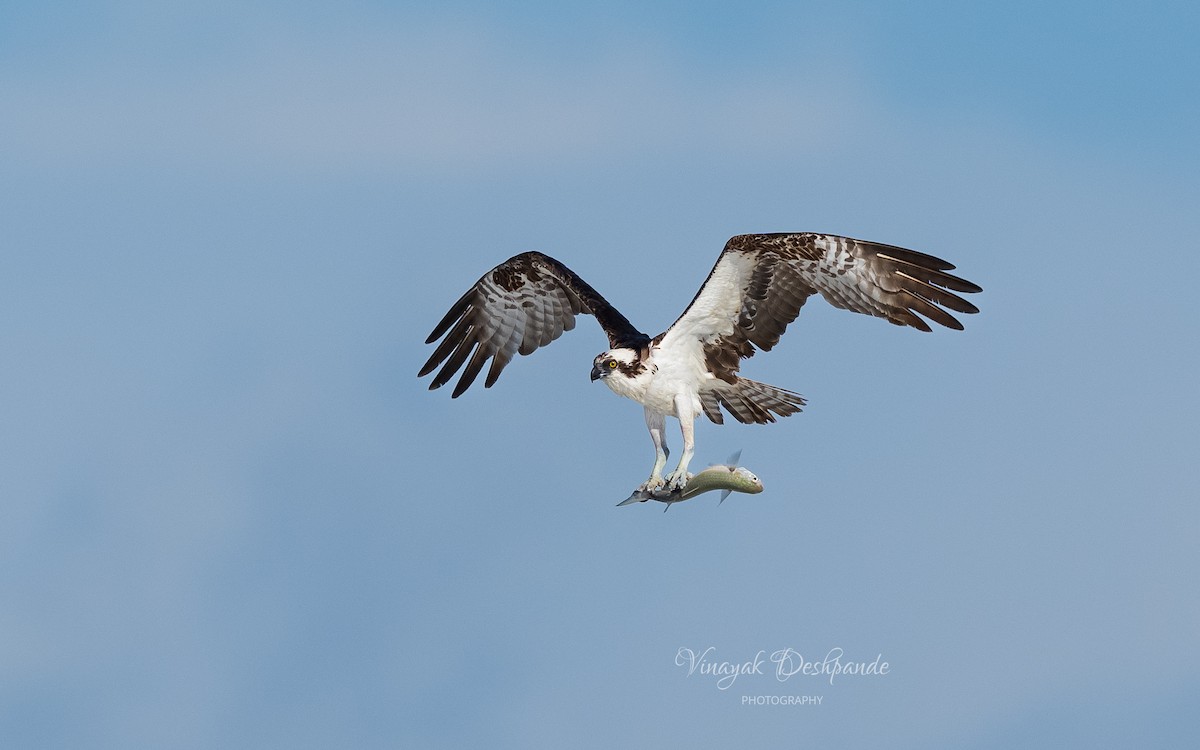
[[699, 378, 806, 425]]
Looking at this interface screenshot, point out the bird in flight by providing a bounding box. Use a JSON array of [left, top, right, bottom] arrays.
[[419, 233, 981, 493]]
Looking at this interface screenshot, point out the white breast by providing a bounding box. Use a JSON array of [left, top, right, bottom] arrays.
[[602, 347, 707, 417]]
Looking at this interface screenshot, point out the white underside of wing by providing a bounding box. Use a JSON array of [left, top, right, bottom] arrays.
[[657, 251, 756, 364]]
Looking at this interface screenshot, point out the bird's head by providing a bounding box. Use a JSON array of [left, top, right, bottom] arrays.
[[590, 348, 638, 382]]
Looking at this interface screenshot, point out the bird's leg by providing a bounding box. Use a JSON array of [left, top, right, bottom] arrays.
[[638, 408, 669, 492], [665, 396, 696, 491]]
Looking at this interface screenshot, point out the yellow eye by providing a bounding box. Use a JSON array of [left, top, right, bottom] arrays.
[[608, 360, 618, 369]]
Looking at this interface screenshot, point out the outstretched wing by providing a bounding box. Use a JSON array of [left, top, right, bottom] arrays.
[[657, 233, 982, 382], [419, 251, 650, 397]]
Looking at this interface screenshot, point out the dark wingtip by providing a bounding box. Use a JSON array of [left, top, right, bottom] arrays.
[[958, 280, 983, 294], [426, 292, 473, 344], [451, 378, 471, 399]]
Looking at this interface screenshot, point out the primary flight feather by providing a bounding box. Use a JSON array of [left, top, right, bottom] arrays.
[[419, 232, 981, 492]]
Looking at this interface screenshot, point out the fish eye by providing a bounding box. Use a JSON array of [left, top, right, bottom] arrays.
[[608, 360, 618, 369]]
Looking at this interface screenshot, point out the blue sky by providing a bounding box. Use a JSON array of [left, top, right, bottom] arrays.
[[2, 2, 1197, 748]]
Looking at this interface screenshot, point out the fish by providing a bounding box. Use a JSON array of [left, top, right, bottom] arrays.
[[617, 451, 763, 511]]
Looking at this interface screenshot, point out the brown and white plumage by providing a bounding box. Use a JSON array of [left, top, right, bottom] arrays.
[[658, 232, 981, 382], [421, 232, 981, 492], [418, 251, 649, 398]]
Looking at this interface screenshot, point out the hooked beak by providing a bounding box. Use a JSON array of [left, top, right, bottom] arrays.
[[590, 363, 603, 382]]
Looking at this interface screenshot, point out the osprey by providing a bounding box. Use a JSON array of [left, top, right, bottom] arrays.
[[419, 233, 981, 492]]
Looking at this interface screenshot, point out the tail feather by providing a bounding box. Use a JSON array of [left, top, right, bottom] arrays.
[[701, 378, 806, 425]]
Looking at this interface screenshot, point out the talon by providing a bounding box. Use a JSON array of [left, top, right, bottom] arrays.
[[665, 471, 689, 492], [638, 476, 666, 493]]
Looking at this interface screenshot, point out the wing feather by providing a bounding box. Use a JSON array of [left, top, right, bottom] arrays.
[[418, 316, 473, 378], [546, 292, 566, 341], [482, 308, 522, 388], [454, 342, 492, 398], [425, 289, 472, 344], [657, 233, 981, 382], [432, 335, 477, 390], [420, 252, 649, 397], [518, 299, 543, 355]]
